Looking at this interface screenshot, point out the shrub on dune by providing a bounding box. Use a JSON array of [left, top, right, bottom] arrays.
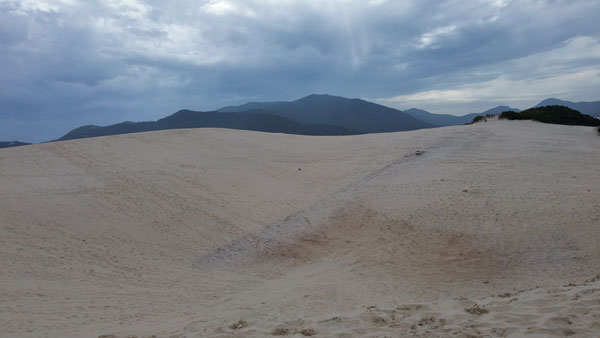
[[499, 105, 600, 127]]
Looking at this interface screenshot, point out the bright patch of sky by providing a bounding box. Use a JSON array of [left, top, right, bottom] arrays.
[[1, 0, 599, 141]]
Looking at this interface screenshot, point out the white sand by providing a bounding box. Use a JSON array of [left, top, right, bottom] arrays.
[[1, 120, 599, 337]]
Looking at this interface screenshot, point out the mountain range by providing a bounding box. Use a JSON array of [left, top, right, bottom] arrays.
[[218, 94, 433, 133], [403, 105, 521, 127], [58, 94, 434, 141], [534, 98, 600, 118], [58, 109, 360, 141], [2, 95, 598, 145], [401, 98, 600, 126]]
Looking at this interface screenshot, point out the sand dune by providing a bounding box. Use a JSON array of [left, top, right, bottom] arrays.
[[1, 120, 599, 337]]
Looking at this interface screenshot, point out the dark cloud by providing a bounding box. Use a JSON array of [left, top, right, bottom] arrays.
[[1, 0, 599, 142]]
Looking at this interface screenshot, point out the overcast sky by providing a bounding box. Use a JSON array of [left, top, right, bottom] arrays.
[[1, 0, 599, 142]]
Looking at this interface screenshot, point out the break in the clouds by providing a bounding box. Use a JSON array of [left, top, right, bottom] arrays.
[[1, 0, 599, 142]]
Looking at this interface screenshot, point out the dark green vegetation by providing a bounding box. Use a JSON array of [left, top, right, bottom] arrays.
[[499, 106, 600, 127], [535, 98, 600, 118], [59, 94, 432, 141], [472, 115, 485, 123], [0, 141, 31, 149], [471, 113, 501, 124], [471, 115, 485, 123], [406, 106, 519, 127]]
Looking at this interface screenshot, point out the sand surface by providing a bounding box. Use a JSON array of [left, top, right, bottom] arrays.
[[1, 120, 599, 337]]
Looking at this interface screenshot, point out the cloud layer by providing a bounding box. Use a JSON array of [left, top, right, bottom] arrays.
[[1, 0, 599, 141]]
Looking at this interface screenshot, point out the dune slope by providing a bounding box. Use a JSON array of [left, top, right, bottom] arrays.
[[1, 120, 599, 338]]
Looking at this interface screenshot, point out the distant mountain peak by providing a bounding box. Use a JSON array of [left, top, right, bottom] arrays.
[[536, 98, 566, 106], [405, 108, 429, 113], [481, 105, 521, 115], [219, 94, 433, 133], [294, 93, 353, 102]]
